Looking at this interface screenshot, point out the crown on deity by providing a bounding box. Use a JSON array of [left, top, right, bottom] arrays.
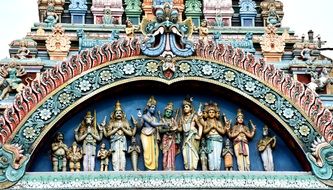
[[236, 108, 244, 117], [164, 102, 174, 110], [147, 96, 157, 107], [86, 111, 93, 118], [204, 102, 218, 112], [183, 95, 193, 106], [114, 100, 123, 112]]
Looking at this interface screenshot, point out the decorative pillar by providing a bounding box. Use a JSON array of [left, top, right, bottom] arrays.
[[69, 0, 88, 24], [38, 0, 65, 23], [184, 0, 202, 27], [239, 0, 257, 27], [46, 24, 71, 61], [173, 0, 185, 21], [260, 0, 284, 27], [91, 0, 124, 24], [142, 0, 154, 20], [260, 24, 285, 62], [124, 0, 142, 25], [203, 0, 234, 26]]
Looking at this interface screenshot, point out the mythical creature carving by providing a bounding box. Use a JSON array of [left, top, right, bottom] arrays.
[[0, 62, 26, 100], [307, 68, 333, 92], [0, 144, 29, 189], [307, 137, 333, 184], [140, 2, 195, 57]]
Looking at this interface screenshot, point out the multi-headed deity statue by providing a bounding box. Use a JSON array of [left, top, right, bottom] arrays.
[[75, 111, 103, 171], [201, 102, 229, 171], [51, 132, 68, 172], [67, 141, 82, 172], [179, 96, 203, 170], [103, 100, 134, 171], [128, 137, 141, 171], [160, 102, 180, 170], [228, 109, 256, 171], [139, 96, 166, 170], [222, 138, 233, 171], [97, 142, 110, 171], [257, 125, 276, 171]]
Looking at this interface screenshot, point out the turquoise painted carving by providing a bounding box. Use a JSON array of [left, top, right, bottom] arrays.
[[124, 0, 142, 12], [0, 144, 29, 188], [213, 32, 255, 53], [307, 137, 333, 184], [185, 0, 202, 13], [140, 3, 194, 57], [69, 0, 88, 11], [77, 29, 119, 51], [239, 0, 257, 14]]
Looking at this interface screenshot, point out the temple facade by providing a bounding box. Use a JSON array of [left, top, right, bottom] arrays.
[[0, 0, 333, 189]]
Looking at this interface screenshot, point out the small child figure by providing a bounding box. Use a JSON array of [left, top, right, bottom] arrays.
[[128, 137, 141, 171], [97, 143, 110, 171], [222, 139, 234, 171]]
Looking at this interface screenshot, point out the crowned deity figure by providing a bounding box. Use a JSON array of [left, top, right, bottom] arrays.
[[160, 102, 181, 170], [257, 125, 276, 171], [51, 132, 68, 172], [67, 141, 83, 172], [97, 142, 111, 171], [201, 102, 229, 171], [103, 100, 134, 171], [125, 19, 135, 40], [75, 111, 103, 171], [228, 109, 256, 171], [179, 97, 203, 170], [139, 96, 166, 170], [128, 137, 141, 171]]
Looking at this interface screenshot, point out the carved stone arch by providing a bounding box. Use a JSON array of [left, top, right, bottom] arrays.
[[1, 39, 333, 188]]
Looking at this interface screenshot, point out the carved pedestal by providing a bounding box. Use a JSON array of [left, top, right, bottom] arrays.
[[262, 52, 283, 62]]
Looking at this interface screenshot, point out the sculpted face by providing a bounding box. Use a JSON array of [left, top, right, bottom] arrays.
[[263, 127, 268, 136], [85, 116, 93, 125], [57, 133, 64, 142], [164, 109, 173, 118], [208, 110, 216, 119], [149, 105, 156, 114], [237, 116, 243, 124], [101, 143, 105, 149], [115, 110, 123, 120], [183, 104, 192, 114]]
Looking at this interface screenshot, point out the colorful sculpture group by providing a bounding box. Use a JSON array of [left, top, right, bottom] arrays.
[[52, 96, 276, 172]]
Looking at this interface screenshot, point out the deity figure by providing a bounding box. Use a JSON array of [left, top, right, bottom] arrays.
[[0, 63, 26, 100], [160, 102, 180, 170], [128, 137, 141, 171], [75, 111, 103, 171], [179, 96, 203, 170], [97, 143, 110, 171], [125, 19, 135, 40], [161, 54, 176, 79], [67, 141, 82, 172], [201, 102, 229, 171], [222, 138, 233, 171], [199, 139, 208, 171], [199, 20, 209, 42], [51, 132, 68, 172], [257, 125, 276, 171], [267, 7, 280, 26], [102, 8, 113, 24], [228, 109, 256, 171], [139, 96, 166, 170], [44, 2, 59, 27], [103, 100, 134, 171], [16, 40, 30, 59]]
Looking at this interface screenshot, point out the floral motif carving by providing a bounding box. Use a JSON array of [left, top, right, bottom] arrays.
[[45, 24, 71, 61]]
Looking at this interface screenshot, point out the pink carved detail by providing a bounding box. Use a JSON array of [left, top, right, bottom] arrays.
[[324, 122, 333, 142], [264, 64, 276, 84], [272, 70, 285, 91], [1, 39, 140, 144], [214, 44, 226, 62], [309, 98, 325, 125], [301, 88, 316, 116], [233, 48, 246, 69], [281, 74, 294, 98], [223, 45, 235, 65], [290, 81, 305, 106], [243, 53, 256, 74], [317, 109, 333, 135], [254, 58, 267, 80]]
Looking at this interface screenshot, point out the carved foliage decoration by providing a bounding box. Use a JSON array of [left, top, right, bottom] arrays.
[[46, 24, 71, 53], [260, 24, 285, 53]]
